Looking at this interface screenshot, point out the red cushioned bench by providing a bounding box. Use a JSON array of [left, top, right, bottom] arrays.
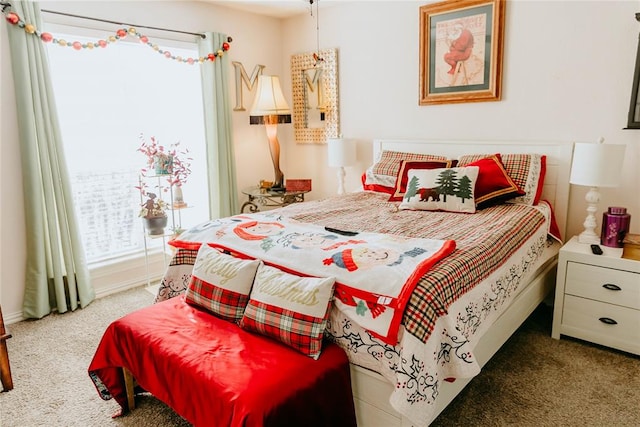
[[88, 297, 356, 427]]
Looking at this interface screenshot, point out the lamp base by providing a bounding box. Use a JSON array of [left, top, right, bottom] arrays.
[[577, 231, 600, 245], [269, 184, 286, 193], [577, 186, 601, 245], [336, 167, 346, 195]]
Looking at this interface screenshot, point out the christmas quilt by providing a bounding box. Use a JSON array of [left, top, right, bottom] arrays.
[[169, 212, 456, 344]]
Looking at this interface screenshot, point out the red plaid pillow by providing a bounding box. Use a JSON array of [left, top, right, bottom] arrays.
[[185, 244, 261, 321], [457, 154, 525, 208], [239, 264, 335, 359], [501, 154, 546, 205], [363, 150, 449, 194], [458, 153, 547, 206]]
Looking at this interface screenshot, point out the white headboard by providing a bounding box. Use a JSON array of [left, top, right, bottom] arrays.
[[373, 139, 575, 240]]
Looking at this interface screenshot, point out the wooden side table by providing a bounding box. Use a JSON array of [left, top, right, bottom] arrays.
[[0, 305, 13, 391], [240, 186, 309, 213]]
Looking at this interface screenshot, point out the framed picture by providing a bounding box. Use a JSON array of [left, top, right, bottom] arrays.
[[626, 15, 640, 129], [419, 0, 506, 105]]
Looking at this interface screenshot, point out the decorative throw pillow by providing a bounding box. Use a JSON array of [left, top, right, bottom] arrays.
[[389, 159, 457, 202], [458, 153, 547, 206], [457, 154, 524, 208], [398, 166, 479, 213], [185, 244, 261, 322], [501, 154, 546, 206], [363, 150, 449, 194], [239, 263, 335, 359]]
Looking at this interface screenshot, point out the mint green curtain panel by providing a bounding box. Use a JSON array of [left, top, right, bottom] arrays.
[[6, 1, 94, 318], [199, 32, 238, 218]]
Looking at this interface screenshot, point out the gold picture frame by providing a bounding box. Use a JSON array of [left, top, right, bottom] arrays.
[[290, 48, 339, 144], [419, 0, 506, 105], [626, 13, 640, 129]]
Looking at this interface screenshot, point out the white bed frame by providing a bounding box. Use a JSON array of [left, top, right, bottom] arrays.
[[350, 139, 574, 427]]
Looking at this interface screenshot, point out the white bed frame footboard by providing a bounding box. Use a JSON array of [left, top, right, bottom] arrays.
[[350, 139, 574, 426]]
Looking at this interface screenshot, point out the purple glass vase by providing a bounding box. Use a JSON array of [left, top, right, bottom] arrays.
[[601, 207, 630, 248]]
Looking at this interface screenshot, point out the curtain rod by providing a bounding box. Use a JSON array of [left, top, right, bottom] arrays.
[[40, 8, 206, 39]]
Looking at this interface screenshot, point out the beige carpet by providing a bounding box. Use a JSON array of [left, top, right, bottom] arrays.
[[0, 286, 638, 426]]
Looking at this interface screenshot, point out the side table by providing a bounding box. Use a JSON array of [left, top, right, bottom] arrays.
[[551, 236, 639, 355], [240, 186, 309, 213]]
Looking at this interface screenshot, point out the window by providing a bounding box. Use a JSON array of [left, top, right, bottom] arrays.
[[46, 24, 209, 264]]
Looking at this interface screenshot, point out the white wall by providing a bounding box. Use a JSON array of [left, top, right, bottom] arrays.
[[281, 0, 640, 243], [2, 0, 639, 322]]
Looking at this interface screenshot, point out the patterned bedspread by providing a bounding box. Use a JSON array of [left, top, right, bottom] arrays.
[[270, 191, 553, 341], [156, 191, 559, 425]]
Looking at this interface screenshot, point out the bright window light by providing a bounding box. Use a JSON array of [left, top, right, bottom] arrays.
[[46, 25, 209, 263]]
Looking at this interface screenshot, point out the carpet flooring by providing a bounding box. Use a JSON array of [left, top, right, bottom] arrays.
[[1, 286, 638, 426]]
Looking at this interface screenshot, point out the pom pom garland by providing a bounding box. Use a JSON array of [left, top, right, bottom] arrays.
[[2, 5, 232, 64]]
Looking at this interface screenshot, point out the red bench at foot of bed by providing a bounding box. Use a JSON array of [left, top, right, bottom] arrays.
[[88, 297, 357, 427]]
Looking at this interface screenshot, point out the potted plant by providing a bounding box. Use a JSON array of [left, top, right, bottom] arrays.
[[137, 134, 192, 208], [137, 189, 168, 236]]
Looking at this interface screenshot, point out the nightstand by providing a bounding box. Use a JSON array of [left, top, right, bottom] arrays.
[[552, 236, 640, 355]]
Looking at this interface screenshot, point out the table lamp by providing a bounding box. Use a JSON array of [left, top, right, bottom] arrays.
[[250, 75, 291, 192], [327, 137, 356, 195], [569, 138, 626, 244]]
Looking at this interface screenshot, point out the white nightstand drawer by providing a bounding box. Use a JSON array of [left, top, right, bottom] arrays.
[[565, 262, 640, 310], [563, 295, 640, 353]]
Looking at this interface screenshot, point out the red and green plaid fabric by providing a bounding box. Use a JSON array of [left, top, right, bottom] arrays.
[[277, 191, 548, 343], [372, 150, 448, 178], [459, 153, 546, 205], [501, 153, 545, 205], [240, 300, 331, 359], [185, 276, 250, 322], [170, 248, 199, 266]]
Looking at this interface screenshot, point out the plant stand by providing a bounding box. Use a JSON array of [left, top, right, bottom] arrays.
[[138, 174, 188, 289]]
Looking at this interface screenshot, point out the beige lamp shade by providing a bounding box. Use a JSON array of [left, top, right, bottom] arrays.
[[249, 75, 291, 120]]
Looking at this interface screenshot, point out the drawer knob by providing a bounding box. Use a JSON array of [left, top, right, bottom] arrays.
[[598, 317, 618, 325], [602, 283, 622, 291]]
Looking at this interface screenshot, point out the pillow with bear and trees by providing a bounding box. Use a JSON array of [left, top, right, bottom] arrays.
[[398, 166, 479, 213]]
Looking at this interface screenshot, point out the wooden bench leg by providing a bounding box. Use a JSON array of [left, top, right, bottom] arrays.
[[0, 340, 13, 392], [122, 367, 136, 411], [0, 305, 13, 392]]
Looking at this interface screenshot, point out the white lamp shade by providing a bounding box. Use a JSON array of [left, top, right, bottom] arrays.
[[250, 75, 291, 116], [327, 138, 356, 167], [570, 142, 626, 188]]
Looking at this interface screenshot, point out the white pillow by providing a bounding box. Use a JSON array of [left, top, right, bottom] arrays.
[[239, 263, 335, 359], [185, 244, 261, 321], [398, 166, 479, 213]]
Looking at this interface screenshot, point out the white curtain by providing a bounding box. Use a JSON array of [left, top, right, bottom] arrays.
[[198, 32, 238, 218], [5, 1, 94, 318]]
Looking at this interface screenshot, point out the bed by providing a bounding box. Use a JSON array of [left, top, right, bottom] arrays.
[[91, 139, 574, 426]]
